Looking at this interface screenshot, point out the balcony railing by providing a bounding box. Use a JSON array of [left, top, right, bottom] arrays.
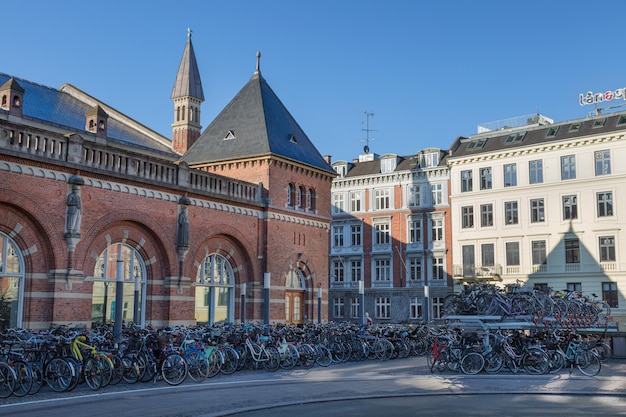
[[452, 264, 502, 281]]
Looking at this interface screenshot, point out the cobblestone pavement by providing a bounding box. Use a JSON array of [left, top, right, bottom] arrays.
[[1, 356, 624, 416]]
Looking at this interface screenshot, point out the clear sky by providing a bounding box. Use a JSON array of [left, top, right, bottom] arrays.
[[4, 1, 625, 163]]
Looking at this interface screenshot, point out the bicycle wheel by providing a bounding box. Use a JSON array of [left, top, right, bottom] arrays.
[[576, 350, 601, 376], [161, 354, 188, 385], [460, 351, 484, 375], [0, 362, 16, 398], [483, 351, 504, 374], [219, 346, 239, 375], [185, 351, 209, 382], [98, 356, 113, 387], [206, 349, 223, 378], [83, 357, 103, 391], [522, 349, 549, 375], [262, 346, 281, 372], [314, 345, 332, 367], [279, 344, 299, 370], [121, 355, 140, 384], [44, 357, 73, 393], [139, 352, 155, 382], [297, 344, 316, 368], [547, 350, 565, 374], [10, 360, 33, 397], [29, 364, 44, 395], [591, 341, 612, 363], [108, 354, 124, 385], [328, 342, 346, 363], [431, 348, 449, 373]]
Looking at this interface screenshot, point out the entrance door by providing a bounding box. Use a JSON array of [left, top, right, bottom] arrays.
[[285, 291, 303, 324]]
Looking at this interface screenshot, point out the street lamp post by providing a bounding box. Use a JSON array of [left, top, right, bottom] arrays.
[[358, 280, 364, 326], [264, 273, 270, 334], [241, 282, 246, 324], [133, 271, 140, 325], [114, 253, 124, 341], [317, 282, 322, 324]]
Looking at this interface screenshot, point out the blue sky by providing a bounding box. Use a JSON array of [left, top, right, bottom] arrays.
[[4, 1, 625, 163]]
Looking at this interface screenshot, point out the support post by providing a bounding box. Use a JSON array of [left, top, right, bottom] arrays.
[[114, 254, 124, 341], [241, 283, 246, 324], [264, 273, 270, 334], [317, 283, 322, 324], [359, 280, 364, 326]]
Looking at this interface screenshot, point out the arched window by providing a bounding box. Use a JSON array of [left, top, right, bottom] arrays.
[[92, 243, 146, 327], [195, 253, 234, 324], [287, 183, 295, 207], [12, 95, 20, 108], [308, 188, 316, 212], [182, 105, 186, 121], [298, 186, 306, 209], [176, 106, 180, 122], [1, 95, 7, 107], [0, 232, 25, 330]]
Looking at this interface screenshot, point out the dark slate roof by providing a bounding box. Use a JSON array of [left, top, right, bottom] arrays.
[[170, 34, 204, 101], [339, 149, 449, 177], [451, 111, 626, 158], [179, 69, 334, 174], [0, 73, 175, 155]]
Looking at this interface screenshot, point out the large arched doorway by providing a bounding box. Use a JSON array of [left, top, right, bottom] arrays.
[[285, 268, 305, 324], [0, 232, 25, 330], [195, 253, 234, 324], [91, 243, 146, 327]]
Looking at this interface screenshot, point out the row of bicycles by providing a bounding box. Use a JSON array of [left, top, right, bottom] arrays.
[[0, 319, 612, 398], [427, 325, 611, 377], [0, 321, 427, 398], [443, 282, 612, 326]]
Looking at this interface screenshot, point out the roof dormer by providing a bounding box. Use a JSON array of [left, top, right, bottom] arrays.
[[0, 77, 25, 118], [86, 105, 109, 140]]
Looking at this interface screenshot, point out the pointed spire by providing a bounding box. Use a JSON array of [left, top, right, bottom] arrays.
[[171, 29, 204, 101], [252, 51, 262, 80]]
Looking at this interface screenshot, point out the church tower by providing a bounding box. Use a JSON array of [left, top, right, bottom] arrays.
[[171, 29, 205, 155]]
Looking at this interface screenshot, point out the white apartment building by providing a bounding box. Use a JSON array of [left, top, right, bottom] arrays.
[[330, 149, 453, 324], [448, 111, 626, 326]]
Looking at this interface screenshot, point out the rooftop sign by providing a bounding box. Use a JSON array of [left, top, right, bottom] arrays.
[[580, 88, 626, 106]]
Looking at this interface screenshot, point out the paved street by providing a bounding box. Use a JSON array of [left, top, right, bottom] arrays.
[[1, 356, 624, 416]]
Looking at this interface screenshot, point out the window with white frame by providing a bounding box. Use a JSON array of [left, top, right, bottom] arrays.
[[599, 236, 616, 262], [432, 256, 445, 280], [420, 151, 439, 168], [333, 298, 344, 318], [332, 193, 345, 214], [410, 297, 422, 319], [332, 225, 344, 247], [481, 243, 495, 267], [334, 164, 347, 177], [332, 260, 344, 282], [408, 217, 421, 244], [408, 257, 422, 281], [597, 191, 613, 217], [504, 164, 517, 187], [375, 296, 391, 319], [350, 191, 362, 212], [432, 297, 444, 319], [408, 185, 421, 207], [350, 224, 362, 247], [480, 203, 493, 227], [461, 206, 474, 228], [461, 170, 473, 192], [431, 218, 443, 242], [531, 240, 547, 265], [431, 183, 443, 205], [504, 201, 518, 225], [287, 183, 294, 206], [529, 160, 543, 184], [565, 239, 580, 264], [563, 195, 578, 220], [595, 150, 611, 176], [351, 297, 360, 318], [373, 258, 391, 282], [506, 242, 520, 266], [530, 198, 545, 223], [350, 260, 362, 282], [0, 232, 25, 329], [380, 157, 397, 173], [561, 155, 576, 180], [375, 188, 391, 210], [374, 222, 391, 245], [602, 282, 618, 308], [480, 167, 492, 190], [297, 186, 305, 209]]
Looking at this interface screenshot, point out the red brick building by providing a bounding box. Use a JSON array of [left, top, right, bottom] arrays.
[[0, 33, 335, 331]]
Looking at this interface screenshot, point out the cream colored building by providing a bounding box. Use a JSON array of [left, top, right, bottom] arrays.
[[448, 111, 626, 327]]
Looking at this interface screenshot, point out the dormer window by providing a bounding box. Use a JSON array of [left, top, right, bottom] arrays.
[[569, 123, 581, 132], [467, 138, 486, 149], [593, 118, 607, 128], [333, 164, 347, 178], [223, 130, 236, 140], [546, 126, 559, 137], [505, 132, 526, 143], [289, 134, 298, 143], [380, 156, 397, 173], [420, 151, 439, 168]]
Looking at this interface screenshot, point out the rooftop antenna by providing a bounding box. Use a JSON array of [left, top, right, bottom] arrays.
[[360, 110, 377, 153]]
